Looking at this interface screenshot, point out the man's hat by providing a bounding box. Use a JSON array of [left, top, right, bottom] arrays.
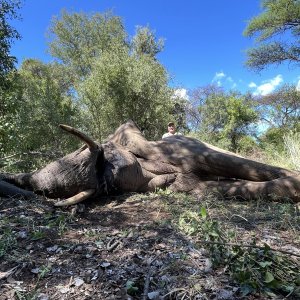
[[168, 122, 175, 126]]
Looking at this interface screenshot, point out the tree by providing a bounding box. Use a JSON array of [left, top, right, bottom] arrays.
[[257, 84, 300, 128], [243, 0, 300, 71], [131, 26, 164, 57], [79, 46, 173, 140], [0, 0, 21, 88], [186, 84, 223, 130], [189, 86, 258, 152], [47, 10, 127, 80], [0, 59, 82, 171], [48, 10, 174, 140], [256, 84, 300, 151]]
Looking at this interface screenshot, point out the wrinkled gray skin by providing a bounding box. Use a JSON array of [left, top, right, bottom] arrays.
[[1, 120, 300, 205]]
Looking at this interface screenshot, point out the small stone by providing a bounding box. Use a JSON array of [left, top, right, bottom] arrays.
[[31, 268, 40, 274], [148, 291, 160, 299], [74, 277, 84, 287], [216, 289, 233, 300], [17, 230, 27, 239], [204, 258, 212, 273], [59, 287, 69, 294], [37, 293, 49, 300], [100, 262, 111, 268], [46, 245, 58, 252]]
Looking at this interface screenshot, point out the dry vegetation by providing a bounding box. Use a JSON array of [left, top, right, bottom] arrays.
[[0, 191, 299, 300]]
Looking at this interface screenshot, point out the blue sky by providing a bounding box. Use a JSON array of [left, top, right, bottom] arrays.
[[11, 0, 300, 96]]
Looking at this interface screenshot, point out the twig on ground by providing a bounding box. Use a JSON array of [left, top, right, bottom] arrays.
[[141, 267, 151, 300], [106, 238, 122, 251], [141, 256, 156, 300], [0, 265, 19, 280], [196, 240, 300, 258]]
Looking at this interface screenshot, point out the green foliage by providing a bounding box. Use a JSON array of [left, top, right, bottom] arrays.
[[47, 10, 175, 140], [176, 206, 300, 297], [125, 280, 139, 295], [236, 135, 259, 155], [0, 0, 21, 89], [0, 59, 82, 171], [131, 25, 164, 57], [189, 86, 258, 152], [257, 84, 300, 129], [261, 130, 300, 170], [244, 0, 300, 70], [79, 41, 173, 140], [48, 10, 127, 79], [260, 127, 287, 151], [256, 84, 300, 162], [0, 71, 23, 152], [0, 228, 17, 257]]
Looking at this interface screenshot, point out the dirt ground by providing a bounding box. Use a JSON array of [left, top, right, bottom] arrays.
[[0, 192, 299, 300]]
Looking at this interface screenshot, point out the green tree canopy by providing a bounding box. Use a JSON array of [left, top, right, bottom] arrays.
[[48, 10, 174, 140], [256, 84, 300, 151], [256, 84, 300, 128], [0, 59, 82, 171], [189, 86, 258, 152], [79, 46, 173, 140], [0, 0, 21, 88], [244, 0, 300, 71], [47, 10, 127, 80], [131, 26, 164, 57]]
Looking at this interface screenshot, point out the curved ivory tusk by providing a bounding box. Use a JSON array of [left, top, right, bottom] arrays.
[[59, 124, 98, 150], [54, 189, 95, 207]]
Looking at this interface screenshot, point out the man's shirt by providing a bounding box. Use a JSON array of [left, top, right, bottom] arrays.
[[162, 132, 182, 139]]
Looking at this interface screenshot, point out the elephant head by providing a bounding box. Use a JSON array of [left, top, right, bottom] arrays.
[[2, 125, 104, 206]]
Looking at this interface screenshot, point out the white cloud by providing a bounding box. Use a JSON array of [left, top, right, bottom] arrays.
[[212, 71, 226, 82], [248, 82, 257, 88], [173, 88, 189, 100], [212, 71, 239, 90], [249, 75, 283, 96], [296, 78, 300, 91]]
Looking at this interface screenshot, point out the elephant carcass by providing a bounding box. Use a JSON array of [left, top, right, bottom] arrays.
[[1, 121, 300, 206], [108, 121, 300, 202]]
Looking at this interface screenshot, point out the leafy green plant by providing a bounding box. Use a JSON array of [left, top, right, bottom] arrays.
[[46, 213, 73, 236], [176, 206, 300, 297], [0, 228, 17, 257], [15, 265, 50, 300], [125, 279, 139, 295], [30, 230, 45, 241], [30, 222, 45, 241]]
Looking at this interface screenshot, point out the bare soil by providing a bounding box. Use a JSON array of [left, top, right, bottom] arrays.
[[0, 192, 299, 300]]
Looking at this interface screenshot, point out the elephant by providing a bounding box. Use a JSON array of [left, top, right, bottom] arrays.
[[1, 120, 300, 206]]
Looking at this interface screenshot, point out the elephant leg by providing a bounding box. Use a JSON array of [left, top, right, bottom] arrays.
[[202, 175, 300, 202], [146, 174, 177, 191], [170, 174, 300, 202], [0, 180, 35, 199]]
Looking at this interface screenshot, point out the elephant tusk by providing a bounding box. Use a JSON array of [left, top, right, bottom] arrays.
[[59, 124, 99, 151], [54, 189, 95, 207]]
